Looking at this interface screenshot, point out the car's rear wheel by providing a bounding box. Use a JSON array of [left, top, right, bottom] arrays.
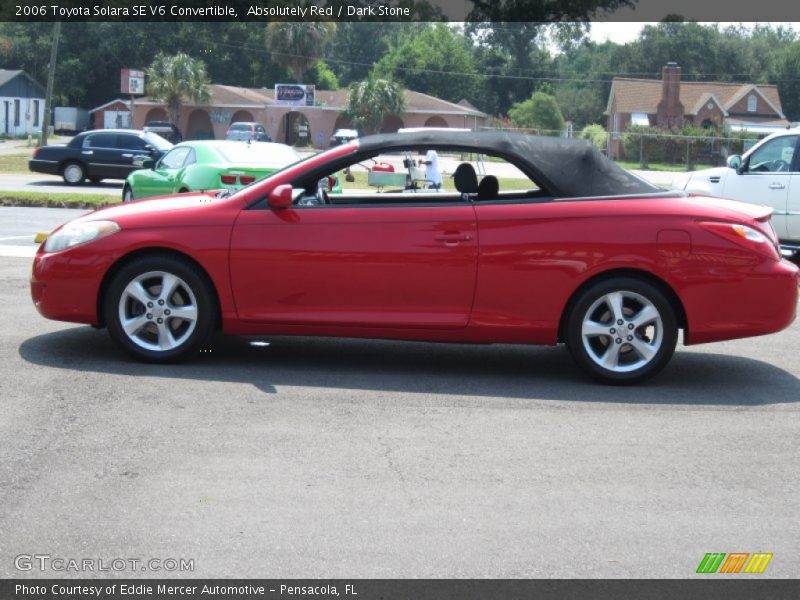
[[565, 277, 678, 385], [62, 161, 85, 185], [104, 256, 215, 362], [122, 184, 133, 202]]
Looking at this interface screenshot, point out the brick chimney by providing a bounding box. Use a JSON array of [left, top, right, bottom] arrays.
[[656, 62, 684, 129]]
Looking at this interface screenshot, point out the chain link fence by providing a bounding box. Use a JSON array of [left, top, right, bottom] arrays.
[[614, 130, 760, 170]]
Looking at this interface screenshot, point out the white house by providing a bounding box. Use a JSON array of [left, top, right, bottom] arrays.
[[0, 69, 46, 137]]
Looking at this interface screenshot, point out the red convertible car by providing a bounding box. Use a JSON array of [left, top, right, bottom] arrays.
[[30, 131, 798, 384]]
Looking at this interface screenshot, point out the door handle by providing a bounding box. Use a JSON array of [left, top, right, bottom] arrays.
[[435, 232, 472, 243], [121, 153, 133, 158], [81, 150, 93, 155], [768, 182, 785, 190]]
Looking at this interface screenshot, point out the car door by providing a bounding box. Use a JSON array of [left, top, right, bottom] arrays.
[[133, 147, 194, 198], [115, 133, 153, 179], [81, 132, 119, 179], [724, 134, 798, 240], [784, 152, 800, 244], [229, 198, 478, 328]]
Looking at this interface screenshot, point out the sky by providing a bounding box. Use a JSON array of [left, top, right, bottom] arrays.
[[588, 22, 800, 44]]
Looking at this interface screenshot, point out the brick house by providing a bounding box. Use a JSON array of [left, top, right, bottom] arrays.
[[605, 62, 790, 159], [92, 84, 487, 148]]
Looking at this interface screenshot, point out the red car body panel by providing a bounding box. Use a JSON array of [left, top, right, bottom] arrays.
[[31, 139, 798, 351]]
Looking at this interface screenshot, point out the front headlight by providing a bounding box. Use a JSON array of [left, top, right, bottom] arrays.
[[43, 220, 120, 253]]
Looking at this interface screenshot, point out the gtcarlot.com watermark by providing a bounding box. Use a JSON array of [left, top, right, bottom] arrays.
[[15, 554, 194, 573]]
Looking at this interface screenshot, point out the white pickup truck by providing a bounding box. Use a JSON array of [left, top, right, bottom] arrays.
[[673, 128, 800, 257]]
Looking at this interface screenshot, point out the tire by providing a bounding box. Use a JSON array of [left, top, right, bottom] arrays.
[[104, 256, 216, 362], [62, 161, 86, 185], [565, 277, 678, 385], [122, 184, 134, 202]]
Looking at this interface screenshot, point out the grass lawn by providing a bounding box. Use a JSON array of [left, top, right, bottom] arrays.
[[0, 152, 34, 174], [0, 190, 117, 209], [615, 160, 715, 172]]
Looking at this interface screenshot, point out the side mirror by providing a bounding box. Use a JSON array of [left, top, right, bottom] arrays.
[[133, 155, 155, 169], [268, 184, 293, 209], [727, 154, 742, 171]]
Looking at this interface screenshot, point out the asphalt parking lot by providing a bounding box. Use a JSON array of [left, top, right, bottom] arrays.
[[1, 236, 799, 577]]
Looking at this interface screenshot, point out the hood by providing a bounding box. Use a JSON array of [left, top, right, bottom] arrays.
[[71, 192, 225, 229], [673, 166, 730, 193]]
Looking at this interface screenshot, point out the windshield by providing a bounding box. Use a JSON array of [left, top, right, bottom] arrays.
[[142, 131, 173, 151]]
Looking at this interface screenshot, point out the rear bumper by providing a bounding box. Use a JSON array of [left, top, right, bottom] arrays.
[[28, 158, 60, 176], [685, 258, 799, 344]]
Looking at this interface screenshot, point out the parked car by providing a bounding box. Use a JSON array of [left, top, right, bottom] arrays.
[[31, 131, 798, 384], [143, 121, 183, 144], [122, 140, 303, 202], [330, 128, 358, 147], [226, 122, 271, 142], [674, 127, 800, 257], [29, 129, 172, 184]]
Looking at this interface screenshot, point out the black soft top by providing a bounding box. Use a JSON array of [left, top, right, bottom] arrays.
[[357, 130, 660, 198]]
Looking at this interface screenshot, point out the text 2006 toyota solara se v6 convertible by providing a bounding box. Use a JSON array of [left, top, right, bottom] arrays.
[[31, 131, 798, 384]]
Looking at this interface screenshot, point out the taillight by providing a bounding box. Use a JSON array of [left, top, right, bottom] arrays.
[[220, 174, 237, 185], [32, 147, 40, 158], [239, 175, 255, 185], [699, 221, 779, 260]]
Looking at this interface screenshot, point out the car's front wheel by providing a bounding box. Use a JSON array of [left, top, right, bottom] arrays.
[[104, 256, 215, 362], [565, 277, 678, 385]]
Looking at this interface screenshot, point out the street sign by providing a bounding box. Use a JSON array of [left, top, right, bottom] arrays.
[[121, 69, 145, 95]]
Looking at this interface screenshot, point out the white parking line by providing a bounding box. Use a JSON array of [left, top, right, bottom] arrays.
[[0, 244, 37, 258]]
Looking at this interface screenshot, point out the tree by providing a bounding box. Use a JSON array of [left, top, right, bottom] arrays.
[[265, 22, 336, 83], [145, 52, 211, 126], [307, 61, 339, 90], [775, 37, 800, 121], [372, 23, 479, 104], [508, 92, 565, 133], [342, 77, 406, 134]]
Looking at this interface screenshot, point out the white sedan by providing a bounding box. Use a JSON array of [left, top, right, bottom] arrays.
[[673, 128, 800, 256]]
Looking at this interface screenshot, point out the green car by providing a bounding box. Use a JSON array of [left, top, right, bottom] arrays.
[[122, 140, 306, 202]]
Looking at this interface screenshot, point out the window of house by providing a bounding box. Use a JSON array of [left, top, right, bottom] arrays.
[[747, 94, 757, 112], [631, 113, 649, 126], [13, 100, 20, 126], [33, 100, 39, 127]]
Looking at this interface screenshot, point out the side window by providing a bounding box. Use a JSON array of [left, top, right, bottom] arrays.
[[159, 147, 191, 169], [291, 148, 544, 207], [84, 133, 117, 149], [746, 136, 798, 173], [118, 134, 147, 151]]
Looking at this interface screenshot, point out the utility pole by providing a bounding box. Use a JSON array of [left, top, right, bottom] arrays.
[[40, 20, 61, 148]]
